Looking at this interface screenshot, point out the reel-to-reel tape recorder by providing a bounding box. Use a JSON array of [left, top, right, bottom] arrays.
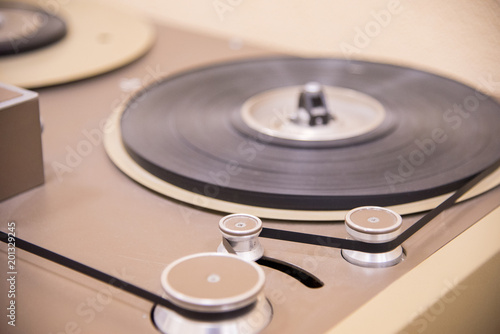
[[1, 1, 500, 333]]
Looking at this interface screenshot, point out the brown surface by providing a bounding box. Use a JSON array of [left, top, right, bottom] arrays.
[[0, 85, 44, 202], [0, 87, 22, 103], [0, 16, 499, 334]]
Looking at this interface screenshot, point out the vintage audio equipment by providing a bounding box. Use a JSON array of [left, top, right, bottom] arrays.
[[1, 1, 500, 334]]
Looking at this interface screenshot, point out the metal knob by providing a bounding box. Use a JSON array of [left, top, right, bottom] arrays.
[[341, 206, 404, 267], [217, 213, 264, 261], [161, 252, 265, 312], [154, 252, 272, 334]]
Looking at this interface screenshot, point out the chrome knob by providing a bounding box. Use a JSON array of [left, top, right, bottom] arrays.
[[161, 253, 265, 312], [153, 252, 272, 334], [341, 206, 404, 267], [217, 213, 264, 261]]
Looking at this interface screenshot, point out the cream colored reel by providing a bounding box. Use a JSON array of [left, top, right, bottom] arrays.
[[104, 102, 500, 221], [0, 0, 154, 88]]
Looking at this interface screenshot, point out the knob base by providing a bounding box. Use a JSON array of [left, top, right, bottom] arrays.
[[341, 246, 404, 268]]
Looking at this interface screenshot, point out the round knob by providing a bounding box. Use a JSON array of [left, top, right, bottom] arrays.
[[342, 206, 404, 267], [161, 253, 265, 313], [217, 213, 264, 261], [345, 206, 402, 243]]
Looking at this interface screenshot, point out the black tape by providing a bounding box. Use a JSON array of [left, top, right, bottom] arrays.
[[0, 157, 498, 308], [0, 232, 175, 309], [260, 156, 500, 253]]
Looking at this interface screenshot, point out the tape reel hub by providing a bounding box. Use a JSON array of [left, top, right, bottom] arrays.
[[240, 83, 387, 146]]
